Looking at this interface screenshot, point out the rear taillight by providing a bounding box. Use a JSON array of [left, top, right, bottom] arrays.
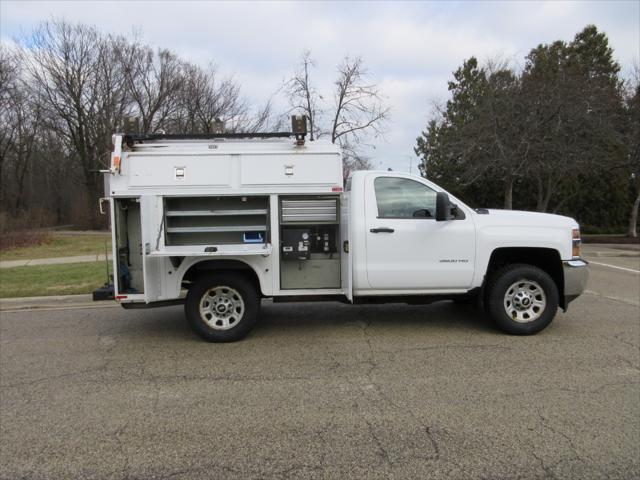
[[572, 228, 581, 258]]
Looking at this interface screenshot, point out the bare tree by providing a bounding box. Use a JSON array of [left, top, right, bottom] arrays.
[[118, 43, 183, 133], [331, 56, 389, 148], [285, 52, 388, 176], [6, 83, 42, 212], [0, 46, 44, 213], [341, 142, 373, 181], [173, 62, 255, 133], [22, 20, 128, 227], [237, 98, 287, 133], [0, 46, 18, 178], [286, 50, 321, 140]]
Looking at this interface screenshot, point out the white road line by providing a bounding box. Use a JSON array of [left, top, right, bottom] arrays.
[[585, 290, 640, 307], [587, 260, 640, 274]]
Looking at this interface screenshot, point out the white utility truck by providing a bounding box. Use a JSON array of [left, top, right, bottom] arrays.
[[95, 116, 589, 342]]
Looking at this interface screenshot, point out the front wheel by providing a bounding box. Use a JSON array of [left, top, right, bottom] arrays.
[[486, 264, 559, 335], [185, 273, 260, 342]]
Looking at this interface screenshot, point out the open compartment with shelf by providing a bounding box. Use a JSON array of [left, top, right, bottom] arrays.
[[164, 196, 269, 246], [278, 195, 341, 290]]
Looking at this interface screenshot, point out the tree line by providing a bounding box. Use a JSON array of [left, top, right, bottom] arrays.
[[0, 21, 388, 230], [2, 21, 637, 236], [415, 25, 639, 237], [1, 21, 287, 229]]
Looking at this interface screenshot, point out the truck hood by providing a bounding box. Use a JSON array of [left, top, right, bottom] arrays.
[[475, 209, 578, 229]]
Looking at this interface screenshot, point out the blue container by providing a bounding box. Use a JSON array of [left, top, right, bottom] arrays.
[[243, 232, 265, 243]]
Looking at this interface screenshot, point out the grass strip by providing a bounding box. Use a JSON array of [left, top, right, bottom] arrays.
[[0, 262, 109, 298]]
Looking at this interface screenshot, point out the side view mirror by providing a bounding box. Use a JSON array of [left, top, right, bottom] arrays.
[[435, 192, 451, 221]]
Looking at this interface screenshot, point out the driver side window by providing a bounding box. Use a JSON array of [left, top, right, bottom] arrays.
[[374, 177, 437, 219]]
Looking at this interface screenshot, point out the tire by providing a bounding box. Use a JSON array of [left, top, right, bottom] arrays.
[[185, 273, 260, 342], [485, 264, 559, 335]]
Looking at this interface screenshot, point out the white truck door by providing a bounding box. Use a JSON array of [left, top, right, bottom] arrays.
[[364, 174, 475, 290], [340, 191, 353, 301]]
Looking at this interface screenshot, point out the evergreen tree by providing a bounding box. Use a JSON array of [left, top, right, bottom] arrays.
[[415, 25, 631, 233]]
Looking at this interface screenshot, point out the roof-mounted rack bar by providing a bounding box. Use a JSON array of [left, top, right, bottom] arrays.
[[122, 115, 309, 146], [123, 131, 293, 146]]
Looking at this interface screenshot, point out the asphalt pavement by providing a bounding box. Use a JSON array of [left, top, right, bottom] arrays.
[[0, 250, 638, 479]]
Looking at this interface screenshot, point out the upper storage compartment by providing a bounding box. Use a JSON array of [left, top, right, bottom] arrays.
[[109, 139, 343, 195], [164, 196, 269, 246], [128, 155, 232, 188], [240, 153, 342, 186]]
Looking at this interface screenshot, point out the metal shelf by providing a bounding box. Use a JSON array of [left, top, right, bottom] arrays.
[[149, 243, 272, 257], [166, 225, 266, 234], [165, 209, 268, 217]]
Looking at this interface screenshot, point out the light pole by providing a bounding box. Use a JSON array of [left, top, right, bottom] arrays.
[[406, 155, 415, 175]]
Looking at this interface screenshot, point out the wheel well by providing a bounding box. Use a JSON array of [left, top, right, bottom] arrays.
[[182, 260, 262, 296], [485, 247, 564, 308]]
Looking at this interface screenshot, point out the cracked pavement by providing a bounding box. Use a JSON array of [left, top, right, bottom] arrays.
[[1, 253, 639, 479]]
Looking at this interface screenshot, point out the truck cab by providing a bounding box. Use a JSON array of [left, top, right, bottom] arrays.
[[349, 170, 588, 322], [97, 120, 588, 341]]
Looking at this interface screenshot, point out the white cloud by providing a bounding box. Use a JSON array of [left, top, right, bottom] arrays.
[[1, 0, 638, 173]]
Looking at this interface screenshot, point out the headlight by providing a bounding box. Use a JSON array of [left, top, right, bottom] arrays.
[[572, 228, 581, 258]]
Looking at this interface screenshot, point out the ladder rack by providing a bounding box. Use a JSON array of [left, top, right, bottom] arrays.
[[124, 131, 293, 145]]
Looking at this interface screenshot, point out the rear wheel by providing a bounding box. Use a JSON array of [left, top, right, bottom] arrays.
[[185, 273, 260, 342], [486, 264, 558, 335]]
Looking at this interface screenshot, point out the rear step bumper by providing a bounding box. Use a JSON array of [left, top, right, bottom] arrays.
[[92, 283, 114, 301]]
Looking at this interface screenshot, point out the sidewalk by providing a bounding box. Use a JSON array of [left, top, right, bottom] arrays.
[[0, 254, 112, 269]]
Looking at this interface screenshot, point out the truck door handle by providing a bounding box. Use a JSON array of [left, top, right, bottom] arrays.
[[370, 227, 395, 233]]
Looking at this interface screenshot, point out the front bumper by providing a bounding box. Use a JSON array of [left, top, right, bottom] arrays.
[[562, 259, 589, 308]]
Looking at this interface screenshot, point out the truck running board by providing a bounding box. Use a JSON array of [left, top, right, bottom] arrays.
[[120, 299, 185, 309], [273, 295, 349, 304]]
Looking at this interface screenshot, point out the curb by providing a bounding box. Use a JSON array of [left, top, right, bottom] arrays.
[[0, 294, 117, 312]]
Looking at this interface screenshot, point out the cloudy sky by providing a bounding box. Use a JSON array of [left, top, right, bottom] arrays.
[[1, 0, 638, 172]]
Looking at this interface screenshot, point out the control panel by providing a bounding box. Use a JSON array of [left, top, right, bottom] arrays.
[[281, 226, 337, 261]]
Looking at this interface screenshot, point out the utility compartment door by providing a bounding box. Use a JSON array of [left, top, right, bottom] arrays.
[[364, 174, 476, 290], [113, 198, 145, 298], [241, 154, 342, 186], [140, 196, 164, 302], [127, 154, 232, 188], [278, 196, 342, 291]]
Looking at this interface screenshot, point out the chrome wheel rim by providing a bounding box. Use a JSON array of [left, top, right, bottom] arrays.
[[503, 280, 546, 323], [199, 286, 245, 330]]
